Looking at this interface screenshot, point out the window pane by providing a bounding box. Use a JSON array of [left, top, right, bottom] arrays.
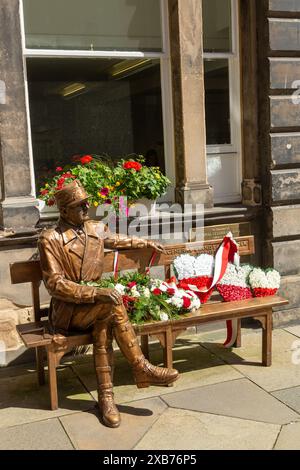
[[204, 59, 231, 145], [207, 154, 240, 202], [26, 58, 165, 193], [23, 0, 162, 52], [203, 0, 232, 53]]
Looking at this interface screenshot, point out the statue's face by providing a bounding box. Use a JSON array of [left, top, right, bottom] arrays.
[[61, 200, 89, 226]]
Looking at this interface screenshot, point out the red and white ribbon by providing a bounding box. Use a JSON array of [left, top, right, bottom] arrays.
[[223, 319, 238, 348], [184, 232, 240, 347], [145, 250, 157, 275], [113, 250, 119, 280], [186, 232, 239, 294]]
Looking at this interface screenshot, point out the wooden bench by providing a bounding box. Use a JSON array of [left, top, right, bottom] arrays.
[[10, 236, 288, 410]]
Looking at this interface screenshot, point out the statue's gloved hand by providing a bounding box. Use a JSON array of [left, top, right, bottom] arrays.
[[95, 288, 123, 305], [147, 240, 166, 254]]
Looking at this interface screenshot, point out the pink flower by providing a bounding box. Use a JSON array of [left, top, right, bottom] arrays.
[[100, 187, 109, 196], [56, 167, 63, 172]]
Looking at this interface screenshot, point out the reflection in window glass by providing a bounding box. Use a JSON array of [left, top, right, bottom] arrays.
[[23, 0, 162, 52], [26, 58, 165, 193], [204, 59, 231, 145], [202, 0, 232, 53]]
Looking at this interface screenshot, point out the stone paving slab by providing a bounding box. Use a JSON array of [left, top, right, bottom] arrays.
[[272, 386, 300, 414], [275, 422, 300, 450], [284, 325, 300, 338], [60, 397, 167, 450], [0, 418, 73, 450], [134, 408, 280, 450], [73, 340, 243, 405], [162, 378, 299, 424], [0, 365, 95, 428], [203, 329, 300, 392]]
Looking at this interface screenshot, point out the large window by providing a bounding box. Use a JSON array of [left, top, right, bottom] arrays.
[[21, 0, 175, 206], [26, 58, 165, 193], [23, 0, 162, 52], [203, 0, 242, 204]]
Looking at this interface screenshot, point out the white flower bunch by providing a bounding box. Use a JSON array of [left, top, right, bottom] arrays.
[[173, 253, 214, 280], [219, 263, 251, 287], [129, 285, 141, 297], [194, 254, 215, 277], [165, 288, 201, 311], [160, 312, 169, 322], [115, 283, 126, 294], [141, 287, 151, 298], [249, 268, 280, 289], [173, 254, 195, 280]]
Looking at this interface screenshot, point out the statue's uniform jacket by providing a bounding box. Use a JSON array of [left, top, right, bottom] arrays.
[[38, 219, 147, 331]]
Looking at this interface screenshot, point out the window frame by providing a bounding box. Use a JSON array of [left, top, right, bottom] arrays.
[[19, 0, 175, 209], [204, 0, 242, 204]]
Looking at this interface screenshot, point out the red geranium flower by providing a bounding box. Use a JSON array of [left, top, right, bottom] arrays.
[[48, 199, 55, 206], [152, 288, 162, 296], [56, 167, 63, 172], [183, 296, 191, 309], [123, 161, 142, 171], [40, 189, 49, 195], [80, 155, 93, 165]]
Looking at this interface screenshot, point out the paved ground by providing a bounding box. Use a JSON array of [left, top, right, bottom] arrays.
[[1, 325, 300, 450]]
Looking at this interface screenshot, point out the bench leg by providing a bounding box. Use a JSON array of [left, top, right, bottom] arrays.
[[36, 347, 46, 386], [233, 319, 242, 348], [262, 311, 272, 367], [141, 335, 150, 360], [47, 348, 59, 410], [163, 328, 174, 382]]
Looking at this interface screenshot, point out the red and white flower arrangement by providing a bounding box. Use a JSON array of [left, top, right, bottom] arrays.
[[216, 263, 253, 302], [248, 268, 280, 297], [174, 253, 215, 304], [150, 279, 201, 312]]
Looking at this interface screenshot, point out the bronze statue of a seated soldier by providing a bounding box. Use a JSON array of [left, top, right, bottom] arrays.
[[38, 181, 179, 428]]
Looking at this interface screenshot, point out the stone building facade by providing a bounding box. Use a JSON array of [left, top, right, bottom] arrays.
[[1, 0, 300, 363]]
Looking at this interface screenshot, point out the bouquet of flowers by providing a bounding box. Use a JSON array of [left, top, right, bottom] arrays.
[[216, 263, 253, 302], [82, 272, 200, 324], [173, 253, 215, 304], [249, 268, 280, 297]]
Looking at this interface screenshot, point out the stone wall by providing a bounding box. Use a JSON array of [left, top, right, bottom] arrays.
[[257, 0, 300, 325]]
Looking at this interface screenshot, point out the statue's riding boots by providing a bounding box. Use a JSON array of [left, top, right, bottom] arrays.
[[113, 304, 179, 388], [93, 317, 120, 428]]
